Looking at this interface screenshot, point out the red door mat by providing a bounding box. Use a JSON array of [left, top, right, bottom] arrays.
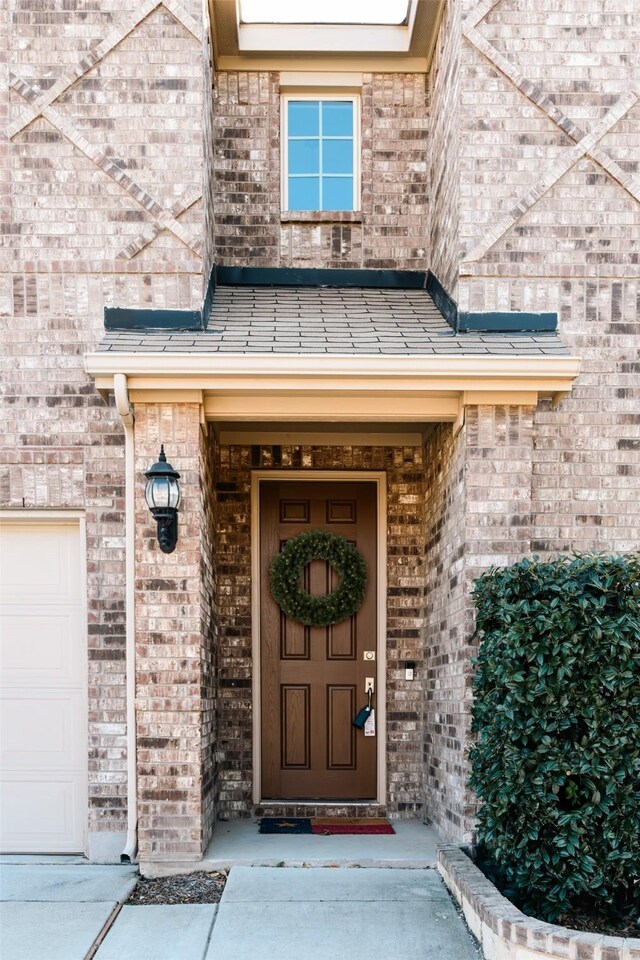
[[311, 818, 395, 835], [257, 817, 396, 835]]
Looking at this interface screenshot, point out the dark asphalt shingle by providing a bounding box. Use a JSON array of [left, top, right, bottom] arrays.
[[97, 286, 570, 357]]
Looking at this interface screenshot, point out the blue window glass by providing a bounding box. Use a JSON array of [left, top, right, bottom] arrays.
[[288, 101, 319, 136], [322, 101, 353, 136], [323, 140, 352, 175], [323, 177, 353, 211], [289, 140, 320, 174], [288, 177, 320, 211], [286, 99, 356, 211]]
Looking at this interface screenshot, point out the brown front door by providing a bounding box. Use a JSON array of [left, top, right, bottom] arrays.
[[260, 480, 377, 800]]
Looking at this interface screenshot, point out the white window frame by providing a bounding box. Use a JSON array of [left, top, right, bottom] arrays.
[[281, 94, 361, 212]]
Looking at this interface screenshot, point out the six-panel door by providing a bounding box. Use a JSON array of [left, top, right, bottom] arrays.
[[260, 481, 377, 800]]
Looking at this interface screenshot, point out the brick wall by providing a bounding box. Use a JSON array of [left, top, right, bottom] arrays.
[[199, 424, 218, 845], [424, 406, 536, 842], [201, 9, 216, 291], [4, 0, 639, 856], [212, 72, 429, 271], [461, 0, 640, 553], [1, 0, 205, 856], [428, 0, 460, 296], [211, 441, 427, 819], [420, 0, 640, 842], [134, 404, 216, 861], [423, 422, 467, 838], [458, 0, 640, 551]]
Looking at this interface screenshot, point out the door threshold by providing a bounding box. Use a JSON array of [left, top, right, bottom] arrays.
[[259, 801, 381, 806]]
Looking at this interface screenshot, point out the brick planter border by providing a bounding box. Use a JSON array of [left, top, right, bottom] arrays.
[[437, 845, 640, 960]]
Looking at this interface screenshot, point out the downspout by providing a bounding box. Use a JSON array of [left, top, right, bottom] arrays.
[[114, 373, 137, 863]]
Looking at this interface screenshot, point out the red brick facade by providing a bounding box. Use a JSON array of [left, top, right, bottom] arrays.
[[2, 0, 638, 861]]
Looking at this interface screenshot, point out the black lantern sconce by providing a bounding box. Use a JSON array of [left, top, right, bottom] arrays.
[[144, 445, 181, 554]]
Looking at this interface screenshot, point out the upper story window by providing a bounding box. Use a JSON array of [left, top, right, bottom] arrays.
[[282, 96, 360, 212]]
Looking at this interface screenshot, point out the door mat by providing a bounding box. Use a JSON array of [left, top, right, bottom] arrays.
[[311, 818, 395, 835], [258, 817, 395, 835], [258, 817, 312, 834]]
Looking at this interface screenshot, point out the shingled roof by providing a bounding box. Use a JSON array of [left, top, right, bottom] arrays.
[[97, 286, 570, 356]]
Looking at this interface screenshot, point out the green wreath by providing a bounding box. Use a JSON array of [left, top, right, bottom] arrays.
[[269, 530, 368, 627]]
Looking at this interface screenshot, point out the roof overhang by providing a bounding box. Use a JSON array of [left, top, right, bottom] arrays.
[[86, 352, 581, 427], [208, 0, 444, 72]]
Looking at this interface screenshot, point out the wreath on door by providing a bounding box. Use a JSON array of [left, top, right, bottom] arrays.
[[269, 530, 368, 627]]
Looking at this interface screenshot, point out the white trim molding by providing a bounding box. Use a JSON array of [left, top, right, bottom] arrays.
[[86, 351, 581, 379], [250, 471, 388, 807], [280, 94, 361, 213], [86, 352, 582, 424], [280, 72, 364, 89], [0, 509, 87, 522]]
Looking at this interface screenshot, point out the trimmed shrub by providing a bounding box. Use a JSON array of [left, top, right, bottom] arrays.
[[469, 553, 640, 922]]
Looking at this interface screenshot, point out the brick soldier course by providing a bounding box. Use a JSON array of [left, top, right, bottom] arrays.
[[1, 0, 638, 863]]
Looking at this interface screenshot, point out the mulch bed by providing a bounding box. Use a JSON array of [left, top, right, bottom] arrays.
[[555, 909, 640, 939], [126, 871, 227, 905]]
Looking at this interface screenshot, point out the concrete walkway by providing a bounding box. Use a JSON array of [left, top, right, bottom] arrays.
[[0, 858, 481, 960], [205, 866, 481, 960], [0, 859, 138, 960], [141, 818, 440, 876]]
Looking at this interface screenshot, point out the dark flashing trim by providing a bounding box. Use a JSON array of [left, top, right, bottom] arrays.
[[426, 270, 457, 330], [427, 269, 557, 333], [215, 266, 428, 289], [458, 310, 557, 333], [103, 267, 557, 335], [104, 307, 202, 331], [202, 266, 215, 326]]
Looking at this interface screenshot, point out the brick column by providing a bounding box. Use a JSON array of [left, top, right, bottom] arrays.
[[424, 405, 535, 842], [134, 403, 215, 862], [464, 405, 534, 574], [460, 404, 534, 837]]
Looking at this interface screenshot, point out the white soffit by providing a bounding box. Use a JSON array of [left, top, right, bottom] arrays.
[[86, 353, 582, 421], [209, 0, 444, 68]]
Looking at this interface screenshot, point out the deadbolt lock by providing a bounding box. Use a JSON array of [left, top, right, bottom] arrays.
[[363, 650, 375, 661]]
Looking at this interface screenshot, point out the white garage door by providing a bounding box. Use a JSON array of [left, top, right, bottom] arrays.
[[0, 519, 87, 853]]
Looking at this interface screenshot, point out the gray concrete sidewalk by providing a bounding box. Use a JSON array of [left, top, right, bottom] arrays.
[[0, 861, 138, 960], [0, 859, 481, 960], [94, 904, 218, 960], [206, 866, 481, 960]]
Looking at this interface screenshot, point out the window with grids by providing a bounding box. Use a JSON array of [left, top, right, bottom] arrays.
[[283, 97, 358, 211]]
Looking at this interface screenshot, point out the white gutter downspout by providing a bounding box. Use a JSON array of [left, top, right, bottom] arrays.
[[114, 373, 137, 864]]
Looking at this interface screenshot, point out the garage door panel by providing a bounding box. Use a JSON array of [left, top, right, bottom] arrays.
[[1, 692, 85, 770], [0, 519, 86, 854], [0, 775, 85, 853], [0, 523, 81, 604], [1, 609, 84, 687]]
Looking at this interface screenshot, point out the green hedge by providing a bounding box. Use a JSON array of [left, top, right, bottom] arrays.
[[469, 554, 640, 922]]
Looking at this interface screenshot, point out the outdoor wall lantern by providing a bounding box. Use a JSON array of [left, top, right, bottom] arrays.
[[144, 445, 181, 554]]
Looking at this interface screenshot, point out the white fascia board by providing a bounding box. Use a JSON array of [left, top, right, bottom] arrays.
[[85, 351, 581, 381]]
